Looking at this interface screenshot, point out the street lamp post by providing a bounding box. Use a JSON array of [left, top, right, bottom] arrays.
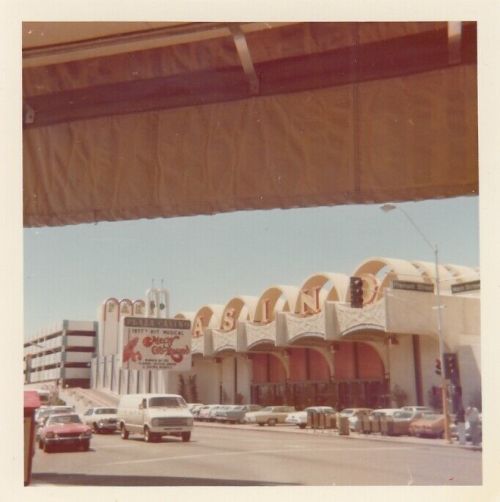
[[380, 203, 452, 443]]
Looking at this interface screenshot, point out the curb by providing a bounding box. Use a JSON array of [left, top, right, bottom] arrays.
[[194, 421, 482, 451]]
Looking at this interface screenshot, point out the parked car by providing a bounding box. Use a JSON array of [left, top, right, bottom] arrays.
[[216, 404, 263, 424], [189, 404, 205, 418], [401, 406, 434, 414], [210, 405, 233, 421], [285, 406, 336, 429], [378, 409, 424, 436], [244, 406, 296, 426], [368, 408, 401, 419], [408, 413, 445, 438], [197, 404, 221, 422], [207, 404, 230, 422], [83, 407, 118, 433], [338, 408, 372, 431], [38, 413, 92, 453]]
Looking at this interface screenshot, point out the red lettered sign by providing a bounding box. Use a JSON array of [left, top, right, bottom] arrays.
[[122, 317, 192, 370]]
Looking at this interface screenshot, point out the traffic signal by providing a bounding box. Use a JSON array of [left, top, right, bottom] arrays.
[[434, 358, 442, 376], [444, 353, 459, 382], [350, 276, 364, 308]]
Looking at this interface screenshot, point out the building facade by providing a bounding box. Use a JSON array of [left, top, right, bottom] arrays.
[[90, 256, 481, 412], [24, 320, 97, 388]]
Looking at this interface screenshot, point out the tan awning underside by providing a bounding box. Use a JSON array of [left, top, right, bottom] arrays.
[[23, 22, 478, 227]]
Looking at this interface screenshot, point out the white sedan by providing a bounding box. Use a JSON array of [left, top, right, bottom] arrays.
[[244, 406, 296, 426], [338, 408, 372, 431], [285, 406, 336, 429], [82, 407, 119, 433]]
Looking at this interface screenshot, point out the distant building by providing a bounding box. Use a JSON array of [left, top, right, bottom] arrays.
[[91, 257, 481, 412], [24, 320, 97, 388]]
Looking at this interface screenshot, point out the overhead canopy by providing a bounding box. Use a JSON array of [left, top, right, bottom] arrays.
[[22, 21, 477, 227]]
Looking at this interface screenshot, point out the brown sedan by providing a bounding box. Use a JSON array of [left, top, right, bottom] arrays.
[[408, 413, 445, 438]]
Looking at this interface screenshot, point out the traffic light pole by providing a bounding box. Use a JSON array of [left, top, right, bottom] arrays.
[[434, 245, 452, 443], [380, 203, 452, 443]]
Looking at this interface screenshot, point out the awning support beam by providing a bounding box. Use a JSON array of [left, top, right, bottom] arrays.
[[230, 24, 260, 95]]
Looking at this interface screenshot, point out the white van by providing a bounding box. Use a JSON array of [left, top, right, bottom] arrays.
[[117, 393, 193, 442]]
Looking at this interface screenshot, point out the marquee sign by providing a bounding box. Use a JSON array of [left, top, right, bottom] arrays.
[[392, 280, 434, 293], [451, 280, 480, 294], [121, 317, 192, 371]]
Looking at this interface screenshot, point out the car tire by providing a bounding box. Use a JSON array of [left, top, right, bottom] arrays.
[[267, 418, 277, 426], [144, 426, 154, 443], [181, 432, 191, 442], [299, 424, 307, 429], [43, 442, 52, 453], [120, 424, 129, 440], [258, 422, 265, 426], [93, 422, 100, 434], [82, 440, 90, 451], [38, 440, 43, 450]]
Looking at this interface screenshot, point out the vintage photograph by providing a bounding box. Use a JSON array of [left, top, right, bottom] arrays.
[[10, 3, 495, 497]]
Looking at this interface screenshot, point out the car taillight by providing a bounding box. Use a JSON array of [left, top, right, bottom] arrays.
[[45, 431, 55, 438]]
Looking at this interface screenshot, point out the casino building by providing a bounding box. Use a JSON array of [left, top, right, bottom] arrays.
[[91, 256, 481, 412]]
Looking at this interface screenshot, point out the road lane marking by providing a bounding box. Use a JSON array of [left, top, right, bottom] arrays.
[[97, 445, 413, 467], [95, 444, 134, 448], [407, 465, 414, 485]]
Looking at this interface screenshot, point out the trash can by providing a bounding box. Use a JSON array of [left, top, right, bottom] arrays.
[[361, 415, 371, 434], [24, 390, 41, 486], [380, 415, 388, 435], [318, 412, 325, 429], [329, 413, 337, 429], [381, 416, 395, 435], [307, 409, 319, 429], [325, 413, 335, 429], [338, 415, 350, 435]]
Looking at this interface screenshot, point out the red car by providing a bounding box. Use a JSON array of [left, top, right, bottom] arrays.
[[38, 413, 92, 453]]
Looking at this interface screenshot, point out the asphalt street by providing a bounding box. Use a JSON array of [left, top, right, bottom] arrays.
[[30, 424, 482, 486]]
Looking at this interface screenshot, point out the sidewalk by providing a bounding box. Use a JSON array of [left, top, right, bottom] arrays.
[[194, 420, 482, 451]]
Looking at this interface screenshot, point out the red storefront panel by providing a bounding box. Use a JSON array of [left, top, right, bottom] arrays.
[[269, 356, 286, 382], [309, 349, 331, 380], [251, 354, 268, 383], [334, 343, 356, 379], [357, 343, 384, 379], [289, 348, 307, 381]]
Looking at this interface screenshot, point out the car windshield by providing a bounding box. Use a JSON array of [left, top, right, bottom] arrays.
[[38, 407, 72, 419], [149, 397, 186, 408], [96, 408, 117, 414], [393, 411, 412, 419], [421, 414, 440, 420], [48, 414, 82, 425]]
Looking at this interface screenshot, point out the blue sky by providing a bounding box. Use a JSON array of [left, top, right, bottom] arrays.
[[23, 196, 479, 339]]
